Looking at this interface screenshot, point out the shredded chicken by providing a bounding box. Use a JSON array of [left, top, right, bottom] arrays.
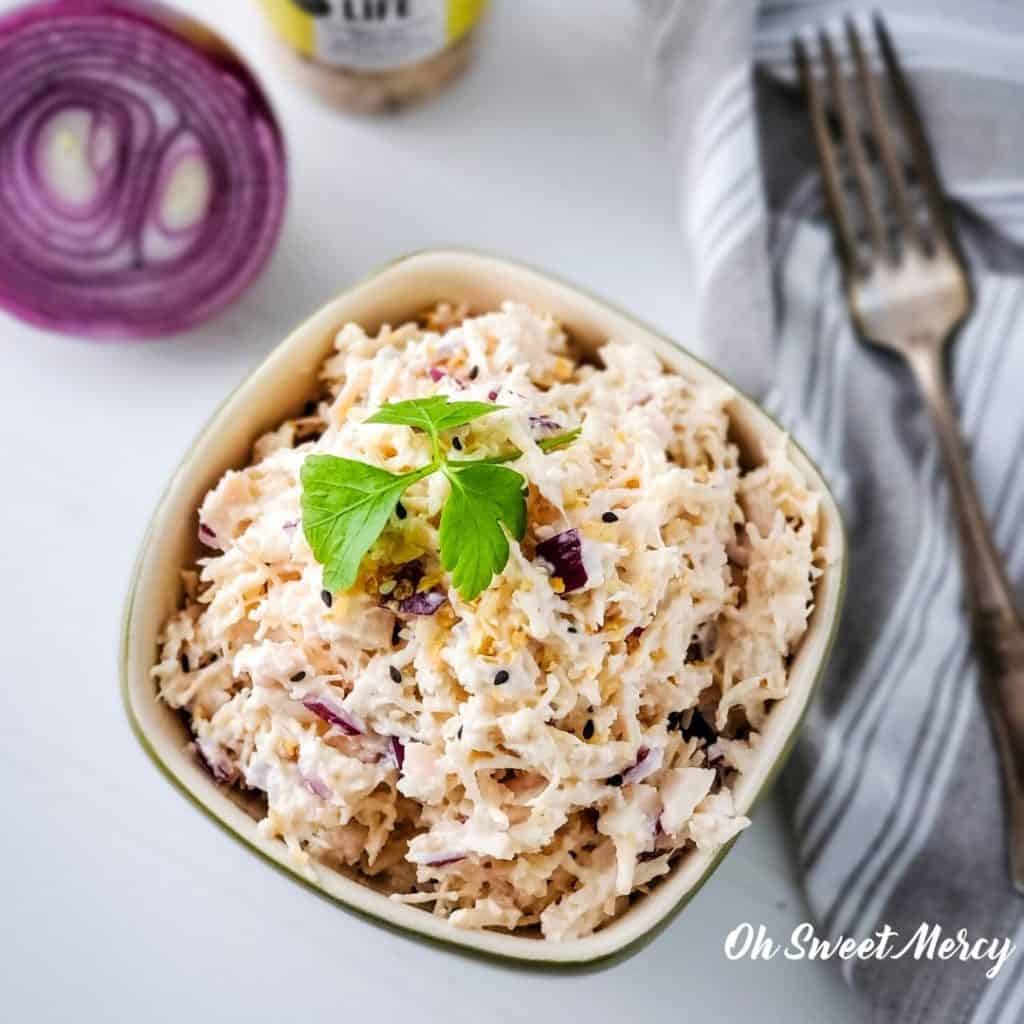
[[153, 303, 828, 940]]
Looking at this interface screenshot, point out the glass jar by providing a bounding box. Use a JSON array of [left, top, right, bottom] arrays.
[[260, 0, 488, 114]]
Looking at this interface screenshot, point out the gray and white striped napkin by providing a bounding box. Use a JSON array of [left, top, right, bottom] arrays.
[[641, 2, 1024, 1020]]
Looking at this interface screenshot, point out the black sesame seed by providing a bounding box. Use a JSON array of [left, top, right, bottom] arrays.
[[607, 773, 624, 787], [321, 589, 333, 608], [582, 719, 595, 740], [179, 653, 190, 672], [389, 665, 402, 683], [469, 365, 479, 380], [494, 669, 509, 685], [391, 620, 403, 646], [567, 626, 578, 634], [602, 511, 619, 523], [681, 711, 716, 744], [457, 725, 464, 740], [452, 436, 463, 451], [396, 502, 407, 520], [290, 671, 306, 682]]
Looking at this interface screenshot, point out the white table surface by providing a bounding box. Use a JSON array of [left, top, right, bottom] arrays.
[[0, 2, 863, 1021]]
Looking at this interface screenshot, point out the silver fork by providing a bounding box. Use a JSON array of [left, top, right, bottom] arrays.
[[795, 15, 1024, 891]]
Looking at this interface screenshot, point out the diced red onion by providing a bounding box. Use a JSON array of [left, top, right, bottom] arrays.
[[302, 774, 332, 800], [303, 698, 364, 736], [399, 590, 447, 616], [621, 745, 665, 785], [198, 522, 218, 546], [535, 529, 588, 592], [193, 736, 235, 784], [282, 519, 299, 532], [421, 852, 467, 868], [427, 364, 469, 387], [0, 0, 286, 339], [528, 415, 563, 437], [388, 736, 405, 770]]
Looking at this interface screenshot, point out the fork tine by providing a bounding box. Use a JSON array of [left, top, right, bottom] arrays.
[[845, 16, 917, 252], [794, 35, 862, 276], [873, 14, 957, 252], [819, 28, 889, 261]]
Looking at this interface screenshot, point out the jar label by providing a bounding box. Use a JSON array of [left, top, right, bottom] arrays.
[[263, 0, 486, 71]]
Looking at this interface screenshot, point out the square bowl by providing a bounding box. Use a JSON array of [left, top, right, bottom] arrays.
[[122, 249, 846, 966]]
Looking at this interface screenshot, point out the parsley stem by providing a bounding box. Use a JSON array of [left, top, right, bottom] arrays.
[[428, 428, 442, 466], [448, 448, 521, 466]]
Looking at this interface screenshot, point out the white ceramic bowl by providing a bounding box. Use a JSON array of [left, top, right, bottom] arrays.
[[122, 250, 846, 966]]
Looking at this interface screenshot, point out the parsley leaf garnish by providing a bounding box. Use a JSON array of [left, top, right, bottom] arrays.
[[301, 396, 578, 602], [301, 456, 433, 592], [367, 397, 501, 458], [440, 462, 527, 601]]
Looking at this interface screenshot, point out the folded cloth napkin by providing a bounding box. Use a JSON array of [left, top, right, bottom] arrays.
[[641, 2, 1024, 1020]]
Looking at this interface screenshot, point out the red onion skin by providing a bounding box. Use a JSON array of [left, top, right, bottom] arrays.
[[0, 0, 286, 340]]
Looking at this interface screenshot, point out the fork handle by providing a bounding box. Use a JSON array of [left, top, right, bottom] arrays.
[[908, 341, 1024, 891]]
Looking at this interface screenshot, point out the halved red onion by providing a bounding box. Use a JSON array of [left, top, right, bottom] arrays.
[[621, 745, 665, 786], [303, 698, 364, 736], [0, 0, 286, 339], [535, 529, 588, 593]]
